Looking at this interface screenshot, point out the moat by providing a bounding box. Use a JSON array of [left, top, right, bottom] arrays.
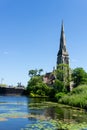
[[0, 96, 87, 130]]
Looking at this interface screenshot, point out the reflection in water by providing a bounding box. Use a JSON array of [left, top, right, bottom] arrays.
[[0, 96, 87, 130], [44, 104, 87, 123], [28, 98, 87, 123], [44, 107, 57, 119], [27, 97, 87, 124]]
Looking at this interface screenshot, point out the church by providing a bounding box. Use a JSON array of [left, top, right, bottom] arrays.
[[43, 22, 69, 85], [57, 21, 69, 66]]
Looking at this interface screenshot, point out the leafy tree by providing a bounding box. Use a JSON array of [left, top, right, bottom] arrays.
[[38, 69, 43, 75], [28, 69, 43, 78], [28, 69, 38, 77], [72, 67, 87, 87], [27, 76, 42, 91], [27, 68, 52, 97], [54, 64, 70, 92], [27, 76, 52, 97], [53, 79, 64, 92]]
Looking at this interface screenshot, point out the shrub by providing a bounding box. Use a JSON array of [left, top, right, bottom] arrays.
[[27, 75, 53, 97], [53, 79, 64, 92], [55, 92, 66, 101], [59, 85, 87, 108]]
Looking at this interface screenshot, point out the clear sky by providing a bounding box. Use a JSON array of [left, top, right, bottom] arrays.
[[0, 0, 87, 86]]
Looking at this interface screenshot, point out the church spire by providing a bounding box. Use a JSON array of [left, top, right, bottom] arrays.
[[61, 20, 64, 32], [57, 22, 69, 66], [59, 21, 66, 52]]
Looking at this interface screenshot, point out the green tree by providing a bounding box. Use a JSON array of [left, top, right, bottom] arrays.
[[53, 79, 64, 92], [27, 68, 52, 97], [27, 76, 52, 97], [27, 76, 42, 88], [72, 67, 87, 87], [38, 69, 43, 75], [54, 64, 70, 92], [28, 69, 43, 77], [28, 69, 38, 77]]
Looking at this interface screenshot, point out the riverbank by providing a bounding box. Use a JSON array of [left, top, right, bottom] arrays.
[[58, 84, 87, 109], [26, 84, 87, 110]]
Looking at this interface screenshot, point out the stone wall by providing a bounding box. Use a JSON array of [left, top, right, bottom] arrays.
[[0, 87, 26, 95]]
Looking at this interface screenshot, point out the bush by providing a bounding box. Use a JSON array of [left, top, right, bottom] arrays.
[[27, 75, 53, 97], [59, 85, 87, 108], [55, 92, 66, 101], [53, 79, 64, 92]]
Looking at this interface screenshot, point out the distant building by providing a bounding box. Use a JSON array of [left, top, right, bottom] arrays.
[[17, 82, 25, 89], [56, 21, 70, 85], [57, 21, 69, 66], [43, 72, 55, 85], [43, 22, 69, 85]]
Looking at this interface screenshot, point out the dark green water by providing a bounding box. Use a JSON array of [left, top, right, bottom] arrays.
[[0, 96, 87, 130]]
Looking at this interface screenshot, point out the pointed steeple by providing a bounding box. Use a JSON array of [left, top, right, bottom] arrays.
[[59, 21, 67, 53], [61, 20, 64, 33], [57, 22, 69, 65]]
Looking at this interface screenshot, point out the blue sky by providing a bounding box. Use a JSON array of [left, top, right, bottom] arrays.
[[0, 0, 87, 86]]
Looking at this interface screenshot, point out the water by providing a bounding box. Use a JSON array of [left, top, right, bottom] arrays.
[[0, 96, 87, 130]]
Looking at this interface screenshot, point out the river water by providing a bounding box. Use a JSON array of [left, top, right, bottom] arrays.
[[0, 96, 87, 130]]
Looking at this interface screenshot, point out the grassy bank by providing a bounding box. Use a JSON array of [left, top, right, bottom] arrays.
[[59, 84, 87, 109]]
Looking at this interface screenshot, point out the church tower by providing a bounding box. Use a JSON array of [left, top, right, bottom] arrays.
[[57, 22, 69, 66], [56, 22, 70, 91]]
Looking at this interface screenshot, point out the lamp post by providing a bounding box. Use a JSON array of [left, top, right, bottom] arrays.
[[1, 78, 4, 85]]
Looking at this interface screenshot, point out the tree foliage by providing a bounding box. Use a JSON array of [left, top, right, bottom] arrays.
[[53, 79, 64, 92], [27, 69, 52, 97], [38, 69, 43, 75], [28, 69, 43, 78], [72, 67, 87, 87], [54, 64, 70, 92], [28, 69, 38, 77]]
